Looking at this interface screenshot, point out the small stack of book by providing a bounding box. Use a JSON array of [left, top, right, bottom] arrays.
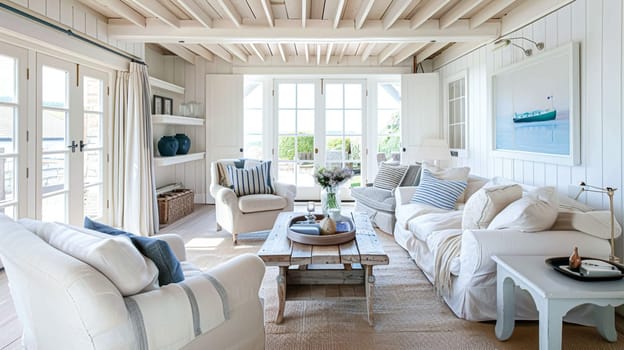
[[579, 260, 621, 277]]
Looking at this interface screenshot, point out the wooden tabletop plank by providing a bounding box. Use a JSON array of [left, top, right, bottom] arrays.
[[352, 212, 389, 265], [291, 242, 312, 265], [339, 239, 361, 264], [258, 212, 293, 265], [311, 244, 341, 264]]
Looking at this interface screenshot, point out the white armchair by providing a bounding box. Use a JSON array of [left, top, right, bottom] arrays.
[[210, 159, 296, 243], [0, 215, 266, 350]]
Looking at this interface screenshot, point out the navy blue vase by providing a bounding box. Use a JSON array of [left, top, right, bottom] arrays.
[[158, 136, 178, 156], [175, 133, 191, 155]]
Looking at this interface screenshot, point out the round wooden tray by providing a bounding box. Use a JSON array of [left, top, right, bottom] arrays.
[[287, 214, 355, 246]]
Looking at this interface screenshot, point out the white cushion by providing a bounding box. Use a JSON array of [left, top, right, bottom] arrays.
[[488, 187, 559, 232], [408, 211, 463, 241], [238, 194, 287, 213], [395, 202, 449, 229], [18, 219, 159, 296], [422, 162, 470, 203], [552, 210, 622, 239], [462, 184, 523, 230]]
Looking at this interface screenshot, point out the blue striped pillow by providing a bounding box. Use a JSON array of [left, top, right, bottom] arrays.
[[410, 169, 467, 210], [226, 161, 274, 196]]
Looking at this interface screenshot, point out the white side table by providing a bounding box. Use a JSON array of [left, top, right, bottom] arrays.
[[492, 255, 624, 350]]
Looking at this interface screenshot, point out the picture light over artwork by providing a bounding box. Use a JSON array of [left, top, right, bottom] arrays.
[[493, 37, 545, 57]]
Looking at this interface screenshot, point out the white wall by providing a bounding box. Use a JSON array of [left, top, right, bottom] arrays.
[[436, 0, 624, 255]]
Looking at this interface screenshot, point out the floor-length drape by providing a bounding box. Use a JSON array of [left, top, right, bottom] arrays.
[[112, 63, 159, 235]]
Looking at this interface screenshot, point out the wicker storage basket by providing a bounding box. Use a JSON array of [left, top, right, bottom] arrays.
[[158, 189, 194, 225]]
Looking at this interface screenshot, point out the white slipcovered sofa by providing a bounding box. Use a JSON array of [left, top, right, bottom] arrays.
[[0, 214, 266, 350], [393, 176, 613, 322]]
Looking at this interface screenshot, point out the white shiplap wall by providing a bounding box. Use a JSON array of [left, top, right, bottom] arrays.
[[436, 0, 624, 255]]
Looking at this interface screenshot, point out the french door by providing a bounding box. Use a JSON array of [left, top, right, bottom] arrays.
[[274, 79, 366, 200]]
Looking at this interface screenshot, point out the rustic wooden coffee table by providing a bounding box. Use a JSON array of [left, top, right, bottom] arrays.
[[258, 212, 389, 326]]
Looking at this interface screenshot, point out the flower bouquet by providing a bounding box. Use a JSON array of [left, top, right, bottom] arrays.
[[313, 166, 353, 214]]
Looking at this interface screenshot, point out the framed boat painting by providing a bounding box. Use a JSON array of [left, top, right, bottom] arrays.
[[491, 42, 580, 165]]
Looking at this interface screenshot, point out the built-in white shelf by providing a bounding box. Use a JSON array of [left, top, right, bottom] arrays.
[[154, 152, 205, 167], [149, 76, 185, 95], [152, 114, 204, 126]]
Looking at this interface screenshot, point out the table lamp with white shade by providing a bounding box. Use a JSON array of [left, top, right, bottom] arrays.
[[412, 139, 452, 166]]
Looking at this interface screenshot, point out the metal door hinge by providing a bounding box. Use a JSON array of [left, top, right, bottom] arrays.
[[26, 68, 30, 80], [106, 200, 109, 209], [107, 86, 110, 96], [366, 89, 368, 96], [25, 167, 28, 179], [26, 130, 29, 142], [272, 89, 275, 97], [76, 65, 80, 87]]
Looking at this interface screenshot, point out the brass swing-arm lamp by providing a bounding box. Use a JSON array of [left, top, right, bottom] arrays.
[[493, 37, 545, 57], [574, 182, 620, 263]]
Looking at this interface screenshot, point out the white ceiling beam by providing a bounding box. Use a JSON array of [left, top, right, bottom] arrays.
[[302, 0, 310, 27], [184, 43, 214, 61], [415, 42, 447, 64], [216, 0, 242, 27], [248, 43, 265, 62], [304, 43, 310, 63], [378, 43, 406, 64], [160, 43, 196, 64], [383, 0, 417, 30], [410, 0, 452, 29], [337, 43, 348, 64], [127, 0, 180, 28], [501, 0, 573, 35], [222, 44, 249, 62], [393, 42, 428, 64], [172, 0, 212, 28], [333, 0, 346, 29], [109, 19, 500, 43], [355, 0, 375, 30], [316, 44, 321, 65], [260, 0, 274, 27], [361, 43, 375, 62], [470, 0, 517, 29], [432, 41, 485, 70], [326, 42, 334, 64], [277, 43, 287, 62], [97, 0, 146, 27], [203, 44, 233, 62], [439, 0, 485, 29]]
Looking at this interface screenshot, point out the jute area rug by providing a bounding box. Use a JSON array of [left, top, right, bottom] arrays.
[[178, 219, 624, 349]]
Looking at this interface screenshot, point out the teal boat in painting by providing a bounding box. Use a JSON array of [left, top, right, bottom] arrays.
[[513, 109, 557, 123]]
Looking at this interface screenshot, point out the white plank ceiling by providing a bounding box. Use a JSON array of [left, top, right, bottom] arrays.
[[77, 0, 574, 67]]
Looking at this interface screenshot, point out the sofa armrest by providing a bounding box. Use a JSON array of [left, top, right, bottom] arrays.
[[460, 229, 611, 277], [274, 181, 296, 204], [395, 186, 418, 206], [155, 234, 187, 262]]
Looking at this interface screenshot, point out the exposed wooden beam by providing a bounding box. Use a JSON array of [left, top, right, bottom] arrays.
[[302, 0, 310, 28], [109, 19, 500, 43], [355, 0, 375, 30], [277, 43, 287, 62], [415, 42, 447, 64], [222, 44, 248, 62], [260, 0, 274, 27], [361, 43, 375, 62], [184, 43, 214, 61], [334, 0, 346, 29], [97, 0, 146, 27], [216, 0, 242, 27], [383, 0, 416, 30], [501, 0, 574, 35], [160, 43, 196, 64], [248, 43, 265, 62], [203, 44, 233, 62], [173, 0, 212, 28], [432, 41, 485, 69], [304, 43, 310, 63], [326, 42, 334, 64], [378, 43, 406, 64], [127, 0, 179, 28], [410, 0, 452, 29], [337, 43, 348, 64], [439, 0, 485, 29], [393, 42, 428, 64], [316, 44, 321, 65], [471, 0, 517, 29]]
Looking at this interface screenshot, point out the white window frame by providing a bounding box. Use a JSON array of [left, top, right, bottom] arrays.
[[443, 70, 468, 158]]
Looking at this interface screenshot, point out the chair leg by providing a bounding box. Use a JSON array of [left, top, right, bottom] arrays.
[[232, 234, 238, 245], [216, 223, 222, 231]]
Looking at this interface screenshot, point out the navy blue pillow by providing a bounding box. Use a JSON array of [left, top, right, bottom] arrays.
[[84, 217, 184, 286]]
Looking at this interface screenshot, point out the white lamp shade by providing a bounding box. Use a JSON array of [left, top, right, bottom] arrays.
[[413, 139, 452, 162]]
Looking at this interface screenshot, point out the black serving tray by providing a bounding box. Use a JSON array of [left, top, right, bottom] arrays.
[[545, 257, 624, 282]]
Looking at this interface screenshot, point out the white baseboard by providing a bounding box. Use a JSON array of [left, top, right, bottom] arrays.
[[194, 193, 206, 204]]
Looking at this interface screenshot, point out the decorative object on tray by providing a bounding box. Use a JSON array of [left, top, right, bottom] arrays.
[[319, 216, 336, 235], [175, 133, 191, 155], [569, 246, 581, 270], [287, 214, 355, 245], [574, 182, 620, 263], [545, 256, 624, 281], [313, 166, 353, 214], [306, 202, 316, 223], [157, 135, 178, 157]]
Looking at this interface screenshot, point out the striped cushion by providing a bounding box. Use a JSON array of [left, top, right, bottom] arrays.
[[373, 163, 408, 191], [410, 169, 467, 210], [226, 161, 274, 196]]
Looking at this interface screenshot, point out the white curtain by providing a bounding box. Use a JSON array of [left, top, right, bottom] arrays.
[[112, 63, 159, 235]]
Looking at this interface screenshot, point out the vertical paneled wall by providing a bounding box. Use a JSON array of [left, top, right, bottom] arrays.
[[436, 0, 624, 255]]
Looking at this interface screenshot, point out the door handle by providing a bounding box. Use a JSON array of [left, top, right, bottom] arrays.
[[402, 147, 406, 152], [79, 140, 87, 152], [314, 148, 319, 154], [67, 140, 78, 153]]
